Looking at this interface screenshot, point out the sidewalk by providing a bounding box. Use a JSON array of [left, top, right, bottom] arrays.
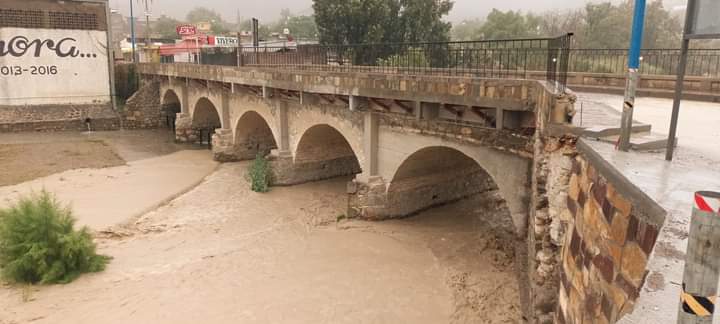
[[573, 92, 720, 323]]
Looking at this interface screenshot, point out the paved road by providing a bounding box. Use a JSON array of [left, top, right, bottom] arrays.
[[576, 92, 720, 165]]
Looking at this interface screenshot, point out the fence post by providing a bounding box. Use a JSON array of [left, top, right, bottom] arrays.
[[678, 191, 720, 324]]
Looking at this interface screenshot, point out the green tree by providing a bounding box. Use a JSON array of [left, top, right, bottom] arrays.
[[312, 0, 453, 45], [478, 9, 541, 39], [0, 191, 110, 284], [452, 19, 484, 41], [153, 15, 182, 39], [536, 10, 584, 38], [578, 2, 629, 48], [186, 7, 229, 34], [285, 15, 319, 40], [398, 0, 453, 43], [578, 1, 681, 49], [642, 1, 682, 48]]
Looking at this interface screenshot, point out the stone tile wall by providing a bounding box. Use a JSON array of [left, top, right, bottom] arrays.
[[120, 80, 167, 129], [556, 152, 662, 324], [0, 104, 119, 132]]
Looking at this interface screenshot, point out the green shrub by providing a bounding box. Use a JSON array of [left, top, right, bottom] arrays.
[[248, 154, 271, 193], [0, 191, 110, 284]]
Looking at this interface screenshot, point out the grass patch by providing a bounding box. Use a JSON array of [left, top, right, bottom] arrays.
[[0, 191, 110, 284], [247, 154, 271, 193]]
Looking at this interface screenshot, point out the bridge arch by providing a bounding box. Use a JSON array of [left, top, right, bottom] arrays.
[[161, 89, 181, 128], [289, 106, 365, 172], [292, 124, 362, 182], [232, 110, 279, 160], [192, 97, 222, 130], [386, 146, 515, 234], [161, 89, 180, 108], [377, 130, 530, 235]]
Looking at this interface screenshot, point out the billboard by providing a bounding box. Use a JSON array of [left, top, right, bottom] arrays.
[[176, 24, 197, 36], [0, 27, 110, 106], [207, 36, 238, 47], [689, 0, 720, 36]]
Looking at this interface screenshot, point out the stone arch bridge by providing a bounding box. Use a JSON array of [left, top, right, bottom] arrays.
[[137, 62, 575, 320]]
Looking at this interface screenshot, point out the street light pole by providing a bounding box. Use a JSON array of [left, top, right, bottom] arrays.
[[130, 0, 136, 62], [618, 0, 647, 152]]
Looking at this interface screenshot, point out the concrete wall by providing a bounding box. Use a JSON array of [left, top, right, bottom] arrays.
[[527, 71, 720, 102], [0, 0, 116, 131], [0, 28, 111, 106], [0, 104, 118, 132]]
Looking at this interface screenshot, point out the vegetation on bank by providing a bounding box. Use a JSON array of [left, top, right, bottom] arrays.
[[248, 154, 271, 193], [0, 191, 110, 284]]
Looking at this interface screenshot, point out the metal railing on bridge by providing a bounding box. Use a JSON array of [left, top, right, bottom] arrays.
[[196, 34, 574, 92], [568, 48, 720, 77]]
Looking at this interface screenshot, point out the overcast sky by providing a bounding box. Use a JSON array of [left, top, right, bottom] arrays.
[[108, 0, 630, 23]]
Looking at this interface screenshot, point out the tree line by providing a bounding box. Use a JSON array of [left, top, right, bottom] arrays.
[[147, 1, 712, 49], [454, 1, 684, 49]]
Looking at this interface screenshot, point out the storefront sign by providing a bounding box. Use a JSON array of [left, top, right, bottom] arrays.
[[207, 36, 238, 47], [176, 24, 197, 36]]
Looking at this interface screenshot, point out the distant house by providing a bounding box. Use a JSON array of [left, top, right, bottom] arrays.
[[196, 21, 212, 34]]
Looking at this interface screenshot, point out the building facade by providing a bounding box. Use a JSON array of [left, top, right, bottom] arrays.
[[0, 0, 118, 131]]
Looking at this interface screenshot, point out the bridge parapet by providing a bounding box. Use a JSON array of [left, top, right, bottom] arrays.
[[138, 63, 548, 111]]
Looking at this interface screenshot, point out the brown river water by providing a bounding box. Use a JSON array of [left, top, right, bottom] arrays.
[[0, 159, 521, 324]]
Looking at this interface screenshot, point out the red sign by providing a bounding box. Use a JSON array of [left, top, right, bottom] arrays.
[[176, 25, 197, 36]]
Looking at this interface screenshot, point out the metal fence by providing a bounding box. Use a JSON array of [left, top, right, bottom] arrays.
[[568, 48, 720, 77], [197, 34, 574, 91]]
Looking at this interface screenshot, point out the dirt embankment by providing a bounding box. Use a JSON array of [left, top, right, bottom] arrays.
[[0, 141, 124, 187]]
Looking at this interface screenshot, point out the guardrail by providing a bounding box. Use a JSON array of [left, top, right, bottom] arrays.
[[569, 48, 720, 77], [192, 34, 574, 92]]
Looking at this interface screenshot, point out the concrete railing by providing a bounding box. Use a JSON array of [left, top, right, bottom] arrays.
[[527, 71, 720, 102]]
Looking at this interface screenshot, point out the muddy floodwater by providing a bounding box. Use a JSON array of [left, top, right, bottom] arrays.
[[0, 161, 521, 324]]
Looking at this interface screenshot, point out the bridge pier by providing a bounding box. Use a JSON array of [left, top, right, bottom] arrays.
[[174, 113, 194, 143], [268, 151, 361, 186], [211, 128, 236, 162], [348, 166, 500, 220]]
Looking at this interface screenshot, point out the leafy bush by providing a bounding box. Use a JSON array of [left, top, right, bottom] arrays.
[[377, 48, 430, 68], [248, 154, 271, 193], [0, 191, 110, 284]]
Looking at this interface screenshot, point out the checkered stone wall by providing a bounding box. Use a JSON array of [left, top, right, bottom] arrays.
[[556, 154, 662, 324]]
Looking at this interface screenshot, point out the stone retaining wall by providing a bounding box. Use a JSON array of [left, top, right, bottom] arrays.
[[0, 104, 119, 132], [120, 80, 168, 129], [553, 139, 666, 324]]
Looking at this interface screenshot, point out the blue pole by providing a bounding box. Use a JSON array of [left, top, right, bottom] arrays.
[[130, 0, 136, 62], [618, 0, 647, 151], [628, 0, 647, 69]]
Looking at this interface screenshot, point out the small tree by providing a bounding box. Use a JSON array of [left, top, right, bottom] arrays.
[[0, 191, 110, 284], [248, 154, 271, 193], [377, 48, 429, 68]]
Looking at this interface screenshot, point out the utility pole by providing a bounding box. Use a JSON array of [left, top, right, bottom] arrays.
[[617, 0, 647, 152], [130, 0, 136, 62], [144, 0, 151, 47]]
